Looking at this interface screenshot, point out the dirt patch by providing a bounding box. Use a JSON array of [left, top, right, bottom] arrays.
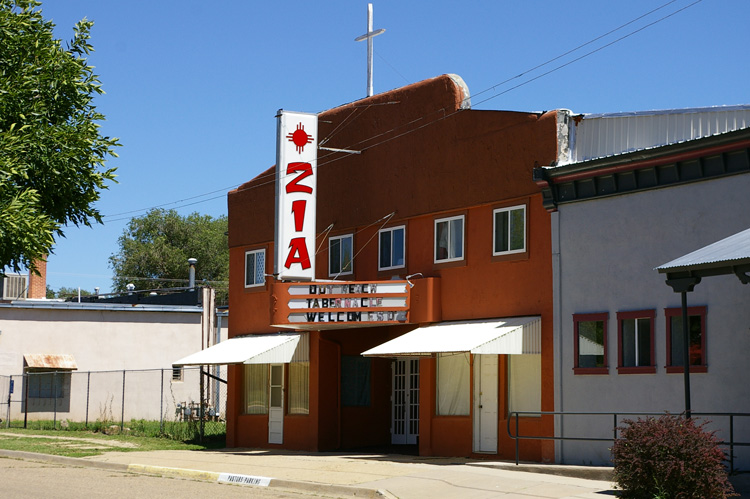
[[0, 432, 138, 449]]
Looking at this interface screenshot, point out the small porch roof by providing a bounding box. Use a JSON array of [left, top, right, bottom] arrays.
[[23, 354, 78, 370], [656, 227, 750, 283]]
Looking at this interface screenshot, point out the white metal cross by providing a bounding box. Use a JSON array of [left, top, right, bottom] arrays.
[[354, 3, 385, 97]]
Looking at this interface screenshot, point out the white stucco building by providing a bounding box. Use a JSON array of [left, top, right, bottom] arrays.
[[0, 280, 226, 424], [534, 106, 750, 469]]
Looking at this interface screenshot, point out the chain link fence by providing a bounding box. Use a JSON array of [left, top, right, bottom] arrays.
[[0, 366, 226, 443]]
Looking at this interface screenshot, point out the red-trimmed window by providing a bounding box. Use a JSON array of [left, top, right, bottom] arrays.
[[665, 306, 707, 373], [573, 313, 608, 374], [617, 310, 656, 374]]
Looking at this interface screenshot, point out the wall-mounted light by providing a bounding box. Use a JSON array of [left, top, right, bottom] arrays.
[[405, 273, 423, 289]]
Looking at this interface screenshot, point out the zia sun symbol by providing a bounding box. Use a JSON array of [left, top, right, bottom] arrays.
[[287, 122, 314, 153]]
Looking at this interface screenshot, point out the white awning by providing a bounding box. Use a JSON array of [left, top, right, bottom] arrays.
[[362, 316, 541, 357], [173, 333, 304, 366]]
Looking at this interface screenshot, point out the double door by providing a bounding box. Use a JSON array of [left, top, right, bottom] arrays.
[[268, 364, 284, 444], [392, 359, 419, 445]]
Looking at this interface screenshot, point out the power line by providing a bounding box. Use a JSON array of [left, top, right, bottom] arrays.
[[99, 0, 702, 222]]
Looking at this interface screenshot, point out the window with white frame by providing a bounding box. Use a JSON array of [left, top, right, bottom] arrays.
[[379, 226, 405, 270], [508, 354, 541, 416], [329, 234, 353, 276], [434, 215, 464, 263], [493, 205, 526, 255], [244, 363, 268, 414], [436, 353, 470, 415], [245, 249, 266, 288], [289, 361, 310, 415]]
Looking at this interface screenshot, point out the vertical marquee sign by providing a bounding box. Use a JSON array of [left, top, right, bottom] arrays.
[[274, 110, 318, 281]]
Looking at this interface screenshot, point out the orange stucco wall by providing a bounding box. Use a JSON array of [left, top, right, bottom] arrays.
[[226, 75, 558, 460]]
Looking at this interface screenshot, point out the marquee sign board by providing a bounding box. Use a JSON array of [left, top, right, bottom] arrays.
[[271, 281, 411, 330], [274, 110, 318, 281]]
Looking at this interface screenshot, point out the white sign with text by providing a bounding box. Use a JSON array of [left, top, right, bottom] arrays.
[[274, 110, 318, 281]]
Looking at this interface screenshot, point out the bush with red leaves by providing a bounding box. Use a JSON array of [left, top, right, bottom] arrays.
[[611, 414, 737, 498]]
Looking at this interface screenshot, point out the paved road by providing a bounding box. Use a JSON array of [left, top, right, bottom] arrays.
[[0, 458, 311, 499]]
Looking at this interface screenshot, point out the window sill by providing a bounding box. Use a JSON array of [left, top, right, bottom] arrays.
[[433, 258, 466, 270], [617, 366, 657, 374], [666, 365, 707, 374], [573, 367, 609, 375], [491, 251, 529, 264]]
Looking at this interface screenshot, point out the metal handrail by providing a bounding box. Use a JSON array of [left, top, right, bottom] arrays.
[[507, 411, 750, 474]]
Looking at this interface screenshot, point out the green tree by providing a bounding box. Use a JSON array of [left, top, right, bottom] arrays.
[[109, 209, 229, 303], [55, 286, 93, 299], [0, 0, 119, 274]]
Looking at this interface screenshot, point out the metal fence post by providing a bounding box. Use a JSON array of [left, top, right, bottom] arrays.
[[53, 371, 57, 430], [730, 414, 735, 474], [85, 372, 91, 428], [160, 369, 164, 434], [199, 368, 205, 443], [6, 375, 11, 429], [120, 370, 126, 432], [23, 372, 28, 429], [515, 413, 520, 465], [613, 413, 618, 441]]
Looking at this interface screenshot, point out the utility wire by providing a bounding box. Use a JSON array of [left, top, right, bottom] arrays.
[[99, 0, 701, 221], [102, 183, 241, 219], [330, 212, 395, 280]]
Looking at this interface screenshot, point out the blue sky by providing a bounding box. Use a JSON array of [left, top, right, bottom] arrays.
[[29, 0, 750, 293]]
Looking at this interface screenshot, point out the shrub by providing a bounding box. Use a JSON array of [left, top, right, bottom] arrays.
[[611, 414, 737, 498]]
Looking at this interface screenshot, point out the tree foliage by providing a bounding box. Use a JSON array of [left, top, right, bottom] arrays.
[[109, 209, 228, 301], [55, 286, 93, 299], [0, 0, 119, 273]]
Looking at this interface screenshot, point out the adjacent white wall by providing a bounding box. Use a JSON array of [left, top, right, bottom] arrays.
[[554, 173, 750, 467], [0, 303, 214, 423]]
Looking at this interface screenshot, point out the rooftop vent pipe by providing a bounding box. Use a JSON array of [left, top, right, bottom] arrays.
[[188, 258, 197, 290]]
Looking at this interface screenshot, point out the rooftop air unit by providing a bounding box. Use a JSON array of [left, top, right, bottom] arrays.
[[1, 274, 28, 300]]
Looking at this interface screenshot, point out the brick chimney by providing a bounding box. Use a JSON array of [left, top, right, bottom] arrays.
[[28, 258, 47, 299]]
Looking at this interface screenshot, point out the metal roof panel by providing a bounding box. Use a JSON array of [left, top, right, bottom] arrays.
[[570, 105, 750, 164], [657, 227, 750, 271]]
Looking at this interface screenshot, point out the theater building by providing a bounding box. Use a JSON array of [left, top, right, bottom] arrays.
[[198, 75, 569, 460]]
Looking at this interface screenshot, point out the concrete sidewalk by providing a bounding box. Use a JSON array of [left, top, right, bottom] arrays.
[[2, 447, 617, 498], [2, 447, 748, 498]]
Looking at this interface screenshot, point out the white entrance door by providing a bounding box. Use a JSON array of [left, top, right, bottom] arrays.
[[391, 359, 419, 445], [473, 354, 498, 453], [268, 364, 284, 444]]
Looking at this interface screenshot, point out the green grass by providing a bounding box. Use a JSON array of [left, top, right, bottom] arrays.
[[0, 419, 226, 458]]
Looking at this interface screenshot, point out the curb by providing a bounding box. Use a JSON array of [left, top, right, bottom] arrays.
[[467, 461, 615, 482], [0, 450, 390, 498], [127, 464, 389, 498]]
